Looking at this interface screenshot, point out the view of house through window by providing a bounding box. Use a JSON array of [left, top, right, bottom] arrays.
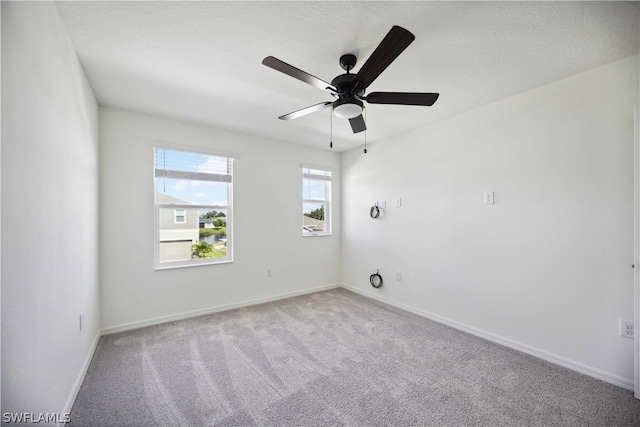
[[302, 165, 331, 236], [155, 147, 233, 268]]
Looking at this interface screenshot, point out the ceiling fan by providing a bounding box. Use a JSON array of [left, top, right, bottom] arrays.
[[262, 25, 439, 134]]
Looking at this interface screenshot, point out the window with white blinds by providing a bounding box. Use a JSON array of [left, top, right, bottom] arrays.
[[302, 165, 332, 236], [154, 147, 234, 268]]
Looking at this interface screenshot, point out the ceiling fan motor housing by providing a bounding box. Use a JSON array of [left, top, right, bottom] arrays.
[[331, 71, 365, 119], [331, 73, 364, 97]]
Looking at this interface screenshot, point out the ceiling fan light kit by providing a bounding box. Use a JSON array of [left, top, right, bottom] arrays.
[[262, 25, 439, 146], [333, 97, 363, 119]]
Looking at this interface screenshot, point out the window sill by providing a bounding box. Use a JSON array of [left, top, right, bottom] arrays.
[[155, 259, 233, 270]]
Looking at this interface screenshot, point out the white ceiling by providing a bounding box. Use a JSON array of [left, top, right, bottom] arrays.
[[55, 1, 639, 153]]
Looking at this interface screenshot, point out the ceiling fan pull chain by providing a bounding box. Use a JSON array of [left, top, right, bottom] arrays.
[[364, 107, 368, 154], [330, 111, 333, 149]]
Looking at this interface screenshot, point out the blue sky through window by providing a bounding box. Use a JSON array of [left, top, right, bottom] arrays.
[[157, 178, 228, 206]]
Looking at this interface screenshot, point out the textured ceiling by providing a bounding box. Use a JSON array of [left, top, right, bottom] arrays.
[[55, 1, 639, 153]]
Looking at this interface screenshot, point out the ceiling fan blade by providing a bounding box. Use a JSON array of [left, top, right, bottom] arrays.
[[352, 26, 415, 91], [365, 92, 439, 106], [278, 101, 333, 120], [348, 114, 367, 133], [263, 56, 337, 93]]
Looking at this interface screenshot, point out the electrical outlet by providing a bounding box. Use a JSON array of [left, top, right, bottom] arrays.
[[395, 198, 402, 207], [374, 266, 380, 274], [620, 319, 634, 338], [484, 191, 495, 205], [381, 200, 386, 209], [79, 314, 84, 332], [396, 271, 401, 281], [266, 268, 272, 277]]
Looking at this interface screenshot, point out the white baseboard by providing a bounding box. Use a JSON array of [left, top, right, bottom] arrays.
[[340, 283, 634, 391], [59, 329, 101, 427], [101, 283, 341, 335]]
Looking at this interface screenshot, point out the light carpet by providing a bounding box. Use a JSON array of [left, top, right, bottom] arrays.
[[70, 288, 640, 426]]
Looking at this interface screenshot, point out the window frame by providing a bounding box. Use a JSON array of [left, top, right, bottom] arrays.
[[302, 164, 332, 237], [154, 144, 236, 270]]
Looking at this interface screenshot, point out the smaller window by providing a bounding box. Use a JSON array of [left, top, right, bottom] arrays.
[[302, 165, 332, 236], [174, 209, 186, 224]]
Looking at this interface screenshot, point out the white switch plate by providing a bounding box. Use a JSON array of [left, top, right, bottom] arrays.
[[484, 192, 495, 205]]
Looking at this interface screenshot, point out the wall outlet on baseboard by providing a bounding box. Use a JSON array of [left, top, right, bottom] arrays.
[[620, 319, 634, 338]]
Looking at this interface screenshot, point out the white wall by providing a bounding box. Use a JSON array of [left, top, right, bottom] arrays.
[[1, 1, 4, 411], [99, 108, 341, 331], [342, 55, 639, 389], [1, 1, 100, 418], [636, 14, 640, 398]]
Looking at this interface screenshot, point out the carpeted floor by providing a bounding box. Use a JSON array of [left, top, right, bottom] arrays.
[[70, 288, 640, 426]]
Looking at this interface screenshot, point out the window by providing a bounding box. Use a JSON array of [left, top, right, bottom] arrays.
[[154, 147, 234, 268], [302, 165, 331, 236], [174, 209, 186, 224]]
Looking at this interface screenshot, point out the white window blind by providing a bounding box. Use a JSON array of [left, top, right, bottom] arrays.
[[155, 148, 232, 184], [302, 167, 332, 182]]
